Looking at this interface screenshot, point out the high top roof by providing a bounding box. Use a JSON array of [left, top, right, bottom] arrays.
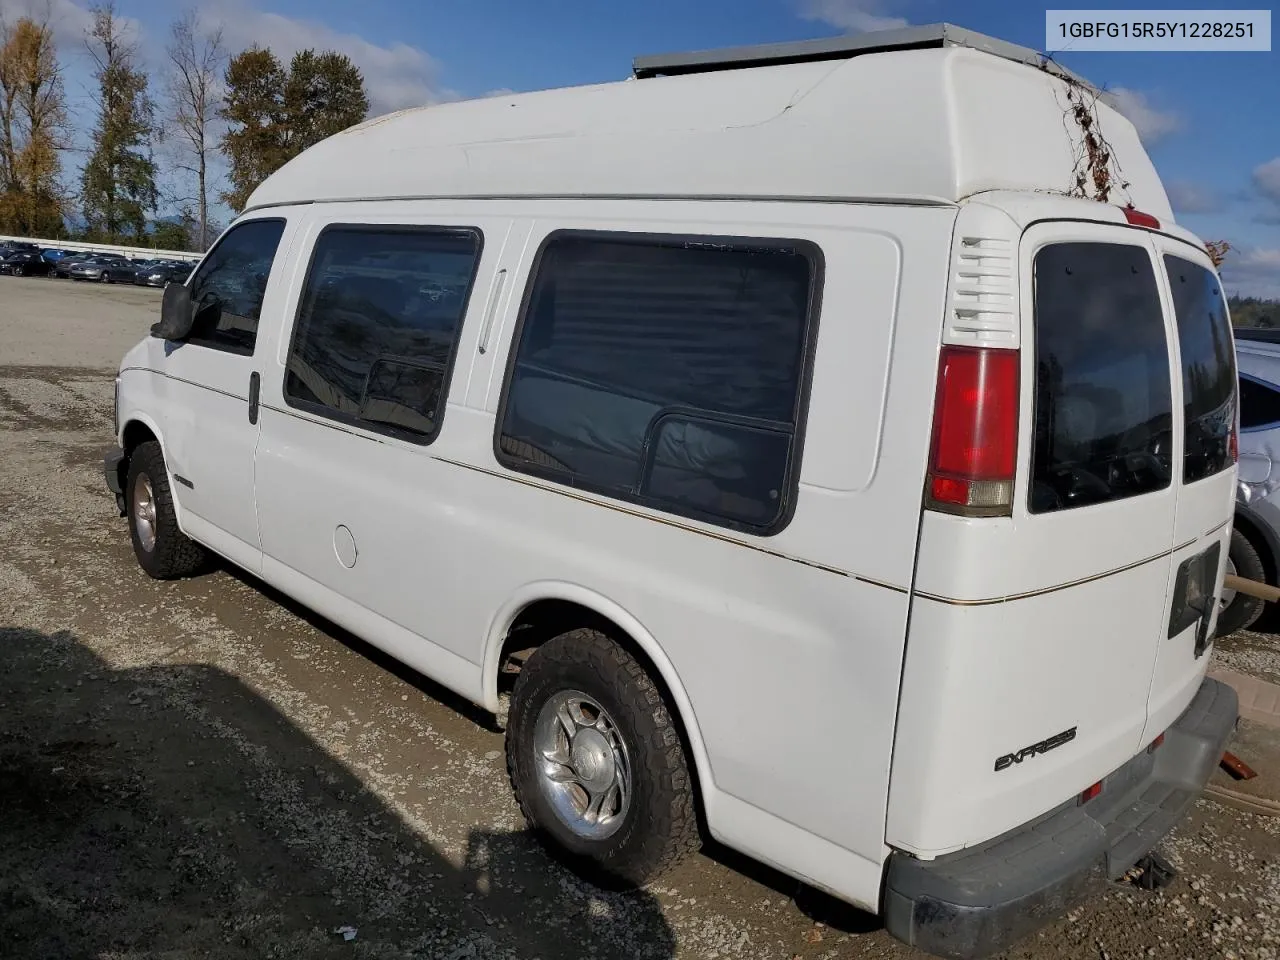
[[245, 26, 1170, 220], [631, 22, 1093, 88]]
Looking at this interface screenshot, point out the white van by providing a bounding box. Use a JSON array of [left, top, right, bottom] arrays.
[[105, 25, 1239, 958]]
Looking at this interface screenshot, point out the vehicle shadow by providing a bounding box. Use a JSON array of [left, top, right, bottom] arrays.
[[0, 626, 677, 959], [214, 559, 502, 732], [212, 558, 888, 940]]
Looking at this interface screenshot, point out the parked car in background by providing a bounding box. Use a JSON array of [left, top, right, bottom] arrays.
[[0, 249, 53, 277], [68, 256, 135, 282], [133, 261, 193, 287], [0, 240, 39, 257], [1218, 327, 1280, 636], [40, 248, 75, 264], [53, 251, 121, 278]]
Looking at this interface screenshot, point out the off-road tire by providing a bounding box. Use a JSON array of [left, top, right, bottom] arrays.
[[125, 440, 207, 579], [1217, 527, 1266, 638], [506, 628, 700, 886]]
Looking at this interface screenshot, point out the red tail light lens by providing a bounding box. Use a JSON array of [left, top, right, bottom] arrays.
[[928, 346, 1019, 514], [1079, 781, 1103, 804], [1230, 422, 1238, 463], [1123, 207, 1161, 230]]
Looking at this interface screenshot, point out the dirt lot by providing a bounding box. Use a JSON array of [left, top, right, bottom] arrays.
[[2, 274, 1279, 960]]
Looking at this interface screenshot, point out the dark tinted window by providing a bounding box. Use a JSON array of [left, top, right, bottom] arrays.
[[1239, 376, 1280, 431], [186, 219, 285, 354], [1165, 256, 1236, 482], [497, 232, 820, 534], [284, 225, 482, 443], [1030, 243, 1173, 514]]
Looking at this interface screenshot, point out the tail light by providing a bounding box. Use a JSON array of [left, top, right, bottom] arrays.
[[927, 346, 1019, 515], [1122, 206, 1161, 230], [1229, 422, 1238, 463]]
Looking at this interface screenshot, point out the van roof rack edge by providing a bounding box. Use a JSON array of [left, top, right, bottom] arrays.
[[632, 22, 1094, 91]]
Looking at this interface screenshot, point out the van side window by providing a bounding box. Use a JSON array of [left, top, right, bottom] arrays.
[[283, 225, 483, 444], [186, 218, 286, 354], [1165, 256, 1237, 483], [1239, 375, 1280, 431], [1029, 243, 1173, 514], [496, 231, 821, 534]]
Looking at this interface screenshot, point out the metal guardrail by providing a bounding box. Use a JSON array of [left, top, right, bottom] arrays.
[[0, 233, 202, 262]]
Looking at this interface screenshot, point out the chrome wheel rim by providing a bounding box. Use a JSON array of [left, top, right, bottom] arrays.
[[132, 473, 157, 553], [533, 690, 631, 840], [1220, 556, 1237, 608]]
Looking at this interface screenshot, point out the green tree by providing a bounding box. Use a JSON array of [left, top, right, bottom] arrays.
[[219, 46, 368, 212], [283, 50, 369, 155], [149, 216, 191, 251], [0, 17, 70, 236], [219, 46, 286, 212], [80, 2, 157, 242], [1229, 296, 1280, 329]]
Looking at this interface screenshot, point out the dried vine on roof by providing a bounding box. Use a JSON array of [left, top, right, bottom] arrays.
[[1041, 61, 1131, 207]]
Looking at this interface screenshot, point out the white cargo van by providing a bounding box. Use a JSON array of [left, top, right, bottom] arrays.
[[105, 24, 1239, 958]]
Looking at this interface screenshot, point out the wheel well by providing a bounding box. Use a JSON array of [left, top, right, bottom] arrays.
[[1232, 510, 1277, 586], [121, 420, 157, 456], [496, 598, 707, 826]]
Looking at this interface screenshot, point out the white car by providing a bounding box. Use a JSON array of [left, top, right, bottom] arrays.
[[104, 24, 1238, 959]]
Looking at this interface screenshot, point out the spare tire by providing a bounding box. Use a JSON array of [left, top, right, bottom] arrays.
[[1217, 528, 1266, 638]]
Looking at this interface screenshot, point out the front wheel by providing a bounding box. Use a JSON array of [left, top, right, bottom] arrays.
[[125, 441, 207, 579], [13, 264, 24, 277], [100, 271, 110, 283], [506, 628, 699, 886], [1217, 528, 1266, 638]]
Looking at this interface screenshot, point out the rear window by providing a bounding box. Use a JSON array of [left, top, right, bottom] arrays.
[[1030, 243, 1173, 514], [1165, 256, 1236, 482]]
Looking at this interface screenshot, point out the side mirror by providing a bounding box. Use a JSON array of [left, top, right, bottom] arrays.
[[151, 282, 194, 340]]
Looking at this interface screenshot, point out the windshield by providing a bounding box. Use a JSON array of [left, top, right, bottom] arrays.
[[1029, 242, 1173, 514]]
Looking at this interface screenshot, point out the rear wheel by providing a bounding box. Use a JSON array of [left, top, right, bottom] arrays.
[[506, 628, 699, 886], [1216, 528, 1266, 638], [125, 441, 207, 579]]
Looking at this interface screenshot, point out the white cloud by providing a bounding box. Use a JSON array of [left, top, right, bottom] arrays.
[[1221, 247, 1280, 301], [5, 0, 451, 120], [1166, 180, 1222, 215], [208, 0, 452, 116], [1103, 87, 1183, 145], [1254, 157, 1280, 205], [799, 0, 908, 33], [3, 0, 103, 50]]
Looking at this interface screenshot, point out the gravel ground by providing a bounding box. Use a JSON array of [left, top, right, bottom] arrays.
[[1, 274, 1279, 960]]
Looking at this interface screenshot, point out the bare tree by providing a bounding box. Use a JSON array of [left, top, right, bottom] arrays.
[[166, 8, 224, 250]]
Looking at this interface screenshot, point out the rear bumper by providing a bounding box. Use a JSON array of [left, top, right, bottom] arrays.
[[883, 677, 1238, 959]]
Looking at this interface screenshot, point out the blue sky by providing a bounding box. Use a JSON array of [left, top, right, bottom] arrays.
[[9, 0, 1279, 296]]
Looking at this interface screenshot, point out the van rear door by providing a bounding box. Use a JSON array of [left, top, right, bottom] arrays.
[[889, 221, 1194, 856], [1144, 242, 1237, 741]]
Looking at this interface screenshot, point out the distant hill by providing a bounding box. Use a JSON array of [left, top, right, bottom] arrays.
[[1230, 296, 1280, 329]]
